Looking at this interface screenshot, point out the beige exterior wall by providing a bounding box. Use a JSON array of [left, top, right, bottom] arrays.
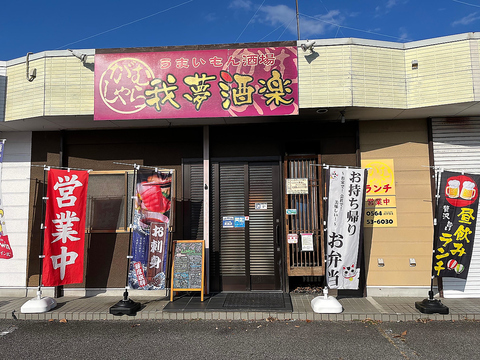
[[4, 35, 480, 122], [5, 58, 45, 121], [44, 57, 94, 116], [298, 44, 406, 109], [298, 45, 352, 108], [405, 40, 475, 108], [360, 119, 433, 287], [351, 46, 406, 108], [5, 55, 94, 121], [298, 37, 478, 110]]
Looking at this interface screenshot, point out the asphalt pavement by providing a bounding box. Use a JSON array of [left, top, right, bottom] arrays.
[[0, 318, 479, 359]]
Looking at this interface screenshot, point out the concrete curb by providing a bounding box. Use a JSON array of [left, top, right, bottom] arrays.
[[1, 294, 479, 322]]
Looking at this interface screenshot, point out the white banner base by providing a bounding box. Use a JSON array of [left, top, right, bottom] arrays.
[[311, 295, 343, 314], [20, 290, 57, 313]]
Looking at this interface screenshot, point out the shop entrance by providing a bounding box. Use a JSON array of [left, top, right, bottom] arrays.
[[209, 160, 283, 292]]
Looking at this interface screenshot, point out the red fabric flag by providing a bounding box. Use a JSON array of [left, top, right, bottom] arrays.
[[42, 169, 89, 286], [0, 235, 13, 259]]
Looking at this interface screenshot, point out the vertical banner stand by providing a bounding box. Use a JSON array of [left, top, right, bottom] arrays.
[[110, 165, 141, 316], [415, 169, 449, 314], [311, 165, 342, 314], [21, 166, 57, 313]]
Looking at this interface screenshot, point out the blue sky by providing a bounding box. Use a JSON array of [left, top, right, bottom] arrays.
[[1, 0, 480, 60]]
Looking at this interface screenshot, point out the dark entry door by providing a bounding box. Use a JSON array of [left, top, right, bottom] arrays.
[[211, 161, 282, 291]]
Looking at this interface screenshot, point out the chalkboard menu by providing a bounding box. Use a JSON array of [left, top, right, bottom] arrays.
[[170, 240, 205, 301]]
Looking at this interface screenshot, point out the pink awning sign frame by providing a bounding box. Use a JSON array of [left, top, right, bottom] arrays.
[[94, 47, 298, 120]]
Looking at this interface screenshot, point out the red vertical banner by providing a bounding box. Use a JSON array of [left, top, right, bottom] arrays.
[[42, 169, 89, 286], [0, 236, 13, 259]]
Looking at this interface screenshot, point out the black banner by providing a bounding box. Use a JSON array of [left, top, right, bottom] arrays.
[[433, 171, 480, 279]]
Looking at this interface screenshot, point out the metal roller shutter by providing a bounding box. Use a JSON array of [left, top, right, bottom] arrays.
[[432, 118, 480, 298], [189, 163, 204, 240], [219, 163, 246, 277], [249, 164, 275, 276]]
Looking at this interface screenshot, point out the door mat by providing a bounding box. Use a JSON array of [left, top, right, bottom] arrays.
[[223, 293, 291, 310], [163, 292, 293, 312]]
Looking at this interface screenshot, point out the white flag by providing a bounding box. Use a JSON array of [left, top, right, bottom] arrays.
[[326, 167, 366, 289]]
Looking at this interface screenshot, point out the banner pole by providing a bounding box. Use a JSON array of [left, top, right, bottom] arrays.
[[112, 162, 171, 172], [428, 169, 443, 298], [21, 166, 57, 313], [415, 168, 449, 314], [310, 165, 342, 314], [38, 166, 47, 290], [322, 165, 329, 295], [31, 164, 92, 172], [109, 165, 141, 316]]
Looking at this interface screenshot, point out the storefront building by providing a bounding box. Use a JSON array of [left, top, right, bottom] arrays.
[[1, 33, 480, 298]]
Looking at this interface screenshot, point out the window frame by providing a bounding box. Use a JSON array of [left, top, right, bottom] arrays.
[[85, 169, 176, 234], [86, 170, 132, 234]]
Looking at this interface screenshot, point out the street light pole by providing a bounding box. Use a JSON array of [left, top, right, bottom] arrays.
[[295, 0, 300, 40]]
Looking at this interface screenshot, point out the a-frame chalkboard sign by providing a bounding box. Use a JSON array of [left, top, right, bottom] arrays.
[[170, 240, 205, 301]]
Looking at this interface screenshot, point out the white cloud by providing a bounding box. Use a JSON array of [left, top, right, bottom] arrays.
[[452, 12, 480, 26], [229, 0, 252, 10], [204, 13, 217, 22], [259, 5, 343, 37], [386, 0, 397, 8], [398, 27, 409, 40], [257, 5, 298, 34], [376, 0, 406, 17]]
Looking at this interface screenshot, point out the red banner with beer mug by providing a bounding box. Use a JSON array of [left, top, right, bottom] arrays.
[[42, 169, 89, 286]]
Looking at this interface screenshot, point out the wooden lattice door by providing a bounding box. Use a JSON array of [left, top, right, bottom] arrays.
[[284, 155, 325, 276]]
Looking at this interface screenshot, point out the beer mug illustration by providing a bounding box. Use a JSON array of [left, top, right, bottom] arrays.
[[446, 180, 460, 198], [460, 181, 476, 200]]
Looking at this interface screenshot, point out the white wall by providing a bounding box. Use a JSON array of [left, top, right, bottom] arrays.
[[0, 61, 5, 122], [0, 132, 32, 296]]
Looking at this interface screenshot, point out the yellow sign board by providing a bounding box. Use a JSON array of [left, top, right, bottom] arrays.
[[364, 208, 397, 227], [361, 159, 396, 196], [364, 195, 396, 208], [362, 159, 397, 228]]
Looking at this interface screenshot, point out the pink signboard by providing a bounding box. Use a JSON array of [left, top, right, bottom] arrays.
[[94, 47, 298, 120]]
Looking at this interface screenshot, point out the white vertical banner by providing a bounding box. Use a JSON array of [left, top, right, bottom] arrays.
[[326, 167, 367, 290]]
